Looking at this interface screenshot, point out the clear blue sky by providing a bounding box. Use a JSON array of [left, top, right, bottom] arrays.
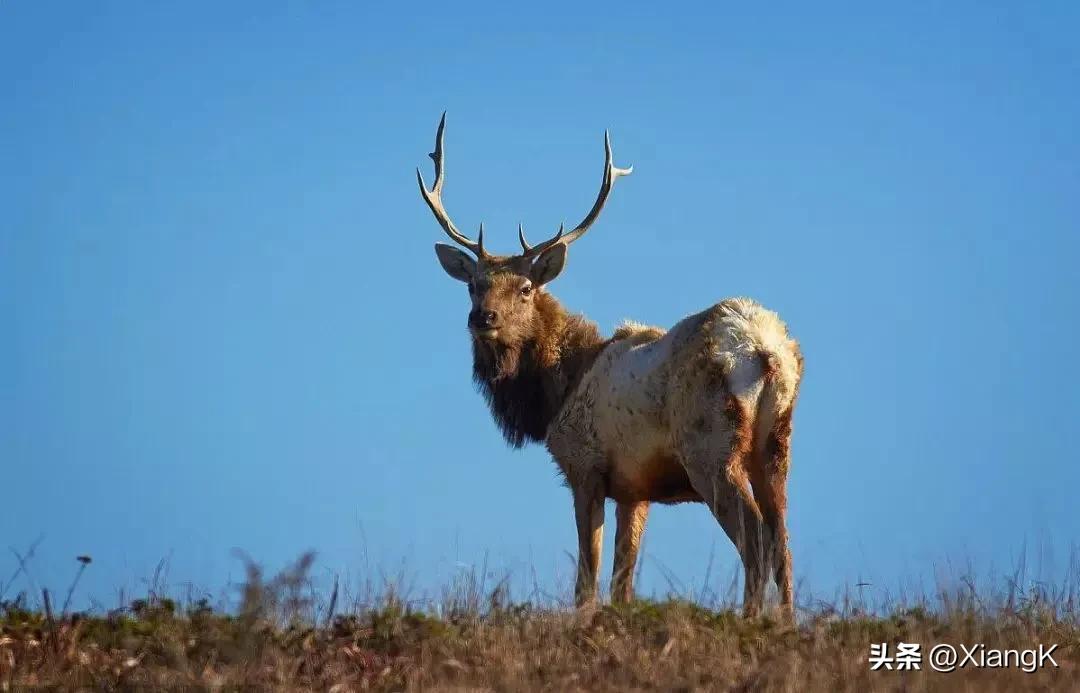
[[3, 2, 1078, 611]]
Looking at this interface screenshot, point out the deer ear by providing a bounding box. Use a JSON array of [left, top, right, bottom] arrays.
[[530, 243, 567, 286], [434, 243, 476, 283]]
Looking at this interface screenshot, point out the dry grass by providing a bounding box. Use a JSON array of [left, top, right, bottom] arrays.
[[1, 552, 1078, 691]]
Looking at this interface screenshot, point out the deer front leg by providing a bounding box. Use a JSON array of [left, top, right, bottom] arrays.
[[572, 476, 605, 607], [612, 501, 649, 604]]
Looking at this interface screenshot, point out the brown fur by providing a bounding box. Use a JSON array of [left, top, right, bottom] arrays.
[[611, 323, 665, 342], [471, 284, 607, 448], [723, 389, 757, 503], [765, 411, 793, 475], [759, 342, 802, 484], [612, 500, 650, 603], [748, 350, 783, 500], [744, 341, 802, 613], [607, 451, 702, 505]]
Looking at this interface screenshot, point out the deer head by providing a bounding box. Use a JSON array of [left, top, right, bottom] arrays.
[[417, 113, 632, 348]]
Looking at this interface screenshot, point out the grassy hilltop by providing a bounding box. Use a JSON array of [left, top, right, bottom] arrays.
[[1, 554, 1077, 691]]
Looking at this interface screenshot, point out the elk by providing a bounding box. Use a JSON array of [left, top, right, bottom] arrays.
[[416, 114, 803, 617]]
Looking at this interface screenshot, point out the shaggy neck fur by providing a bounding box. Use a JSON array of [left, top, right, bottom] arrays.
[[471, 291, 606, 448]]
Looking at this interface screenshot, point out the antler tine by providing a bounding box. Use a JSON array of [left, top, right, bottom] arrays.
[[562, 130, 633, 245], [519, 222, 565, 254], [416, 112, 487, 257], [518, 223, 532, 252], [521, 130, 631, 258]]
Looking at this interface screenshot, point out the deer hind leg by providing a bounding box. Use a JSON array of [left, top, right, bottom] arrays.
[[612, 501, 649, 604], [678, 397, 771, 618], [571, 475, 605, 607], [712, 468, 771, 617], [750, 407, 795, 617]]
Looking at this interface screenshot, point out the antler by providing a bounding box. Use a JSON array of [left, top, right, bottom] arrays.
[[416, 112, 487, 257], [520, 130, 632, 257]]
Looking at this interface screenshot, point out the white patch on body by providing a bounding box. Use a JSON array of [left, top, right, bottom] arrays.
[[707, 298, 801, 412], [590, 328, 674, 467], [547, 298, 801, 489]]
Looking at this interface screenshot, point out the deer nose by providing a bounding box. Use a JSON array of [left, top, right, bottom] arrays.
[[470, 309, 499, 329]]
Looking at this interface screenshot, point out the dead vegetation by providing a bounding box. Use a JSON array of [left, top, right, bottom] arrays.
[[1, 551, 1077, 691]]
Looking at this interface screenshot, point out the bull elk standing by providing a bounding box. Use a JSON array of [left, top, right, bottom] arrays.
[[416, 114, 804, 617]]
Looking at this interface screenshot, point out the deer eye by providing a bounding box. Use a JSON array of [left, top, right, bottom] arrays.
[[520, 283, 533, 296]]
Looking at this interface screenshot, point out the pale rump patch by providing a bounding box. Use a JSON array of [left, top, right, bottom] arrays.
[[707, 298, 801, 412]]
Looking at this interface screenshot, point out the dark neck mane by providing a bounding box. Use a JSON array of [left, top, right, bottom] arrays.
[[471, 292, 606, 448]]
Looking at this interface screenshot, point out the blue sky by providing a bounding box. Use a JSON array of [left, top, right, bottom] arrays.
[[2, 1, 1078, 611]]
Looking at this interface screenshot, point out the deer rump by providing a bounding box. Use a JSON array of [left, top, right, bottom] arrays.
[[547, 297, 801, 507]]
